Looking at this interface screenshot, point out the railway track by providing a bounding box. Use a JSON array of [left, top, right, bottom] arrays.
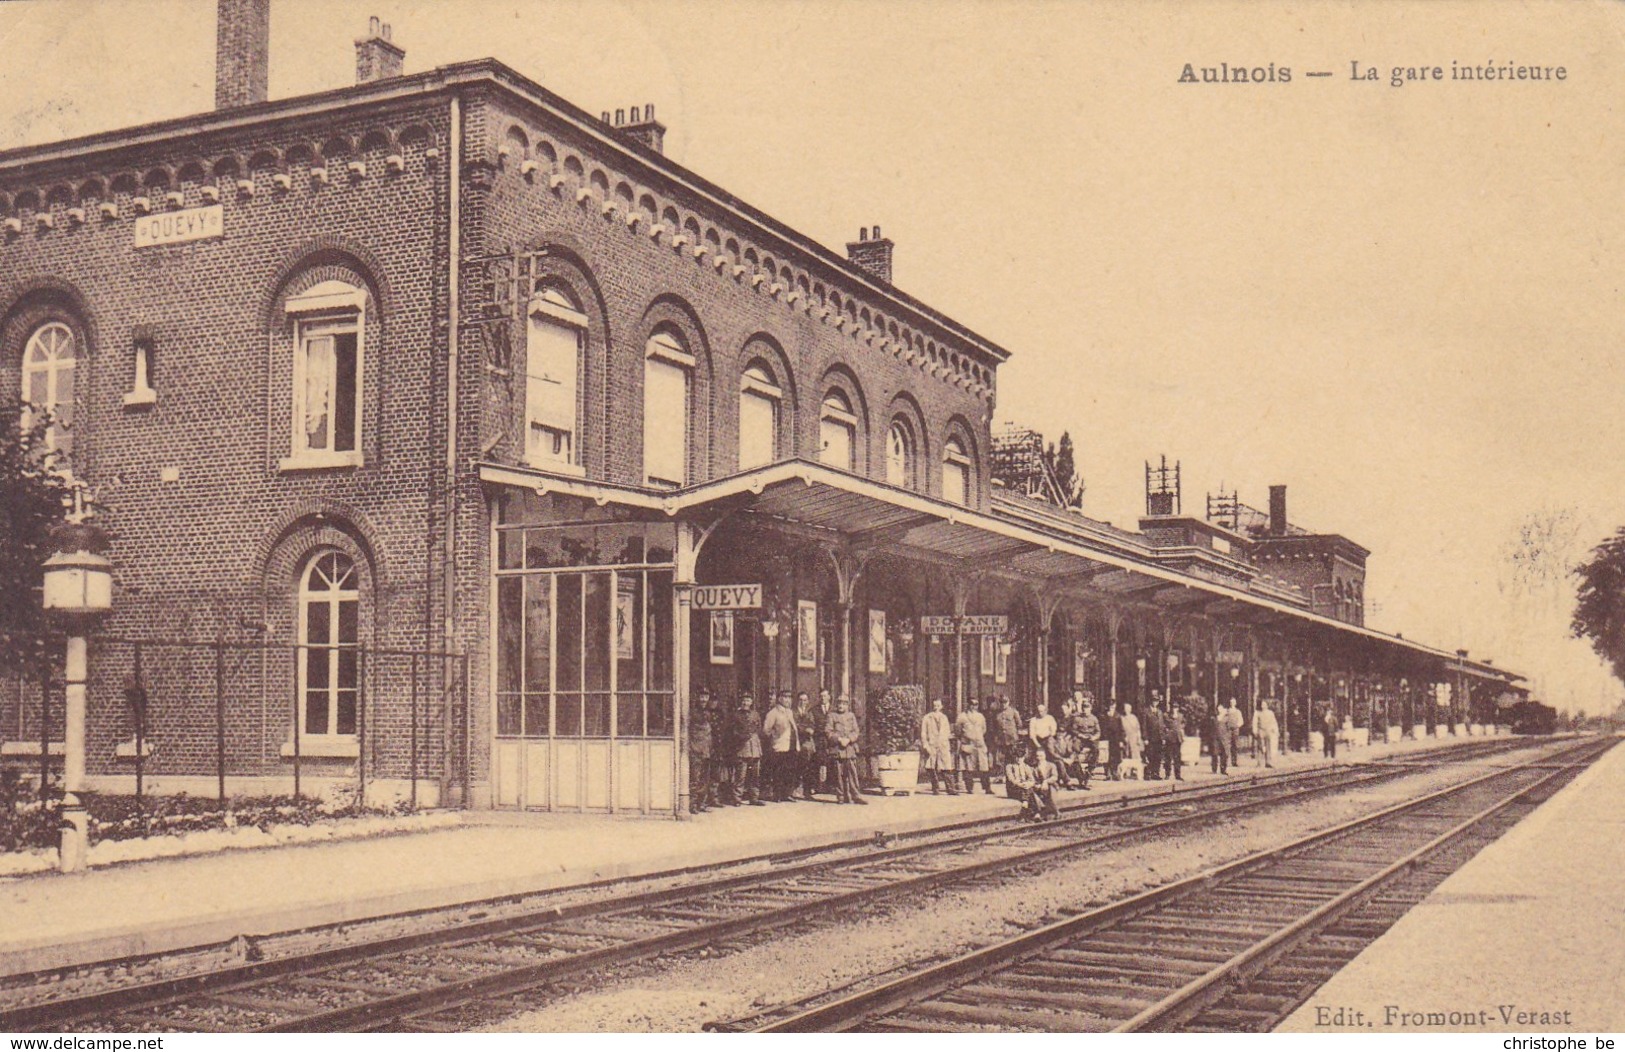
[[717, 736, 1615, 1033], [0, 736, 1536, 1034]]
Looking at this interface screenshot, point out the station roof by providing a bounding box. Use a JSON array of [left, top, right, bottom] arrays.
[[479, 458, 1522, 685]]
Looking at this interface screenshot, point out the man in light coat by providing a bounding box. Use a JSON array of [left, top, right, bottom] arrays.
[[761, 691, 799, 801], [1252, 699, 1280, 768], [920, 697, 957, 795]]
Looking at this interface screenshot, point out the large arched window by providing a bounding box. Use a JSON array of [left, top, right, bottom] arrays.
[[819, 390, 856, 471], [644, 329, 693, 487], [942, 437, 972, 506], [299, 551, 359, 739], [886, 419, 914, 488], [738, 362, 781, 470], [21, 322, 76, 457], [526, 286, 586, 470]]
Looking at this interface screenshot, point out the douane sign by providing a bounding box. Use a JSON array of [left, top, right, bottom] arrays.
[[691, 583, 763, 610], [922, 614, 1009, 635], [133, 205, 223, 248]]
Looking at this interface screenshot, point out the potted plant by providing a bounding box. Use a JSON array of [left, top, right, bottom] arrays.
[[870, 684, 925, 795]]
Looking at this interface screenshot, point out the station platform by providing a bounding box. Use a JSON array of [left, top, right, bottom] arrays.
[[0, 731, 1504, 982], [1279, 734, 1624, 1034]]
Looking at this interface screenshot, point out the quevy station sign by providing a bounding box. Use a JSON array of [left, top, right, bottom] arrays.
[[133, 204, 224, 248], [690, 583, 764, 610]]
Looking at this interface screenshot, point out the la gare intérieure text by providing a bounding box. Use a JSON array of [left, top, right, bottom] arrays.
[[1179, 60, 1567, 86]]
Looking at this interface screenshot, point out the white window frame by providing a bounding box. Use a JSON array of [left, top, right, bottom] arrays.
[[296, 551, 360, 744], [886, 420, 913, 488], [819, 391, 857, 471], [644, 330, 694, 488], [282, 280, 366, 471], [738, 365, 781, 471], [20, 321, 76, 459], [526, 288, 587, 475], [943, 437, 972, 506]]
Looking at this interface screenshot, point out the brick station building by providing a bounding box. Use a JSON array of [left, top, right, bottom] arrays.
[[0, 2, 1524, 815]]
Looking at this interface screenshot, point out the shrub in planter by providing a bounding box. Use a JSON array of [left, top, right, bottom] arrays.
[[871, 684, 926, 754], [0, 770, 60, 853]]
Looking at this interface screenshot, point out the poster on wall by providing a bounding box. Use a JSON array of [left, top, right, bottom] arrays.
[[980, 635, 995, 679], [996, 640, 1009, 685], [1169, 649, 1185, 687], [868, 609, 887, 673], [615, 577, 637, 660], [709, 610, 734, 665], [797, 600, 818, 669], [1073, 641, 1087, 685]]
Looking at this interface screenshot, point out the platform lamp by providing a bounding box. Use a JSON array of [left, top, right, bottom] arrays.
[[41, 485, 113, 874], [760, 608, 783, 698]]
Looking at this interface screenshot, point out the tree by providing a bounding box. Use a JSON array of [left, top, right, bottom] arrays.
[[1571, 527, 1625, 686], [1042, 431, 1085, 509], [0, 398, 70, 674]]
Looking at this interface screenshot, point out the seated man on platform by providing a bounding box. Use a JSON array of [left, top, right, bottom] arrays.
[[1047, 729, 1082, 789], [1031, 746, 1061, 820]]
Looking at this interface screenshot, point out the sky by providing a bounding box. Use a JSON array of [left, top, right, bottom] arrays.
[[2, 0, 1621, 712]]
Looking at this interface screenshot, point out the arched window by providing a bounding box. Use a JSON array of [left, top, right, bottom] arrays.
[[21, 322, 76, 457], [943, 437, 972, 506], [298, 551, 359, 739], [886, 419, 914, 488], [819, 390, 856, 471], [526, 286, 586, 470], [738, 363, 781, 470], [644, 329, 693, 487], [285, 280, 365, 466]]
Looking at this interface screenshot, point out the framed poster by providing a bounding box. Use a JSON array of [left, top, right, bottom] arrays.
[[995, 640, 1009, 685], [868, 609, 887, 673], [615, 577, 637, 660], [1073, 640, 1087, 685], [980, 635, 995, 678], [709, 610, 734, 665], [1168, 649, 1185, 687], [797, 600, 818, 669]]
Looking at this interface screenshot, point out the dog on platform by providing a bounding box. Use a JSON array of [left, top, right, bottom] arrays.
[[1117, 757, 1144, 781]]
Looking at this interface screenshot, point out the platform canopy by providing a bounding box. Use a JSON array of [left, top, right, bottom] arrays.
[[479, 458, 1522, 686]]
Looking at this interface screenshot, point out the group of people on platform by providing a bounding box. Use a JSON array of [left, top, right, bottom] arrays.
[[688, 687, 869, 810], [687, 683, 1293, 818]]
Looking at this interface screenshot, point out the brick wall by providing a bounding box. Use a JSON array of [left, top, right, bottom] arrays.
[[0, 98, 452, 788]]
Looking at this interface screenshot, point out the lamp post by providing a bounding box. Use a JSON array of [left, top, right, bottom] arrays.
[[41, 487, 113, 874]]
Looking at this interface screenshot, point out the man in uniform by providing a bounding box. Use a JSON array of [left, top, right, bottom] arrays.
[[733, 693, 764, 805], [1142, 695, 1165, 781], [1164, 698, 1186, 781], [955, 697, 994, 794], [828, 695, 867, 804], [688, 688, 715, 812], [1071, 698, 1101, 789], [995, 695, 1022, 776]]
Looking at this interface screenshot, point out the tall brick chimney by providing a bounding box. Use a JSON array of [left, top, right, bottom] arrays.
[[846, 226, 894, 284], [355, 16, 405, 84], [602, 105, 665, 154], [215, 0, 270, 110], [1268, 484, 1288, 536]]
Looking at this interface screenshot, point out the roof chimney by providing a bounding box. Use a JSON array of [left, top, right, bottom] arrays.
[[215, 0, 270, 109], [845, 225, 894, 284], [355, 16, 405, 84], [603, 104, 665, 154], [1268, 485, 1287, 536]]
